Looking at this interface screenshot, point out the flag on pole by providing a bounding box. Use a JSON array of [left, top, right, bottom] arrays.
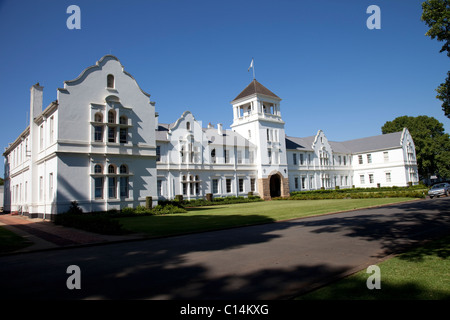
[[248, 58, 254, 72]]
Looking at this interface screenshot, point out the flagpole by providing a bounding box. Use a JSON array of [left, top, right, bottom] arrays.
[[252, 57, 256, 80]]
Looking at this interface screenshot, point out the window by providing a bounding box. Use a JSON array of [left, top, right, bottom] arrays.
[[360, 175, 365, 184], [94, 164, 102, 174], [157, 180, 163, 197], [107, 74, 114, 88], [249, 151, 254, 164], [300, 154, 304, 165], [40, 125, 44, 150], [95, 177, 104, 199], [95, 126, 103, 142], [119, 115, 127, 125], [367, 154, 372, 164], [211, 148, 216, 163], [224, 149, 230, 164], [195, 175, 200, 195], [108, 164, 116, 174], [385, 172, 391, 183], [358, 155, 363, 164], [95, 113, 103, 123], [239, 178, 244, 193], [108, 110, 116, 124], [119, 127, 127, 143], [49, 116, 54, 144], [237, 151, 242, 164], [212, 179, 219, 194], [268, 149, 272, 164], [119, 164, 128, 174], [186, 122, 191, 131], [108, 127, 116, 143], [294, 177, 299, 189], [301, 177, 306, 189], [293, 153, 297, 165], [108, 177, 117, 198], [369, 174, 374, 184], [343, 156, 347, 166], [266, 129, 270, 141], [156, 146, 161, 162], [383, 151, 389, 162], [226, 179, 232, 193], [120, 177, 129, 198], [250, 178, 256, 192]]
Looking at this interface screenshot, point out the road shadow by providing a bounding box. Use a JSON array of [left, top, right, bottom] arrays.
[[1, 198, 450, 300]]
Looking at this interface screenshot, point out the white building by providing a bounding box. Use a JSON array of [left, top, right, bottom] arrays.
[[3, 55, 418, 217]]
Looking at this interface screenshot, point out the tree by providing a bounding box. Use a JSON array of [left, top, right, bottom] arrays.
[[436, 71, 450, 118], [421, 0, 450, 119], [382, 115, 450, 180]]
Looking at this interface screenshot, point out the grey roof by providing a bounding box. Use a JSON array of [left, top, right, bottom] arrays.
[[339, 131, 403, 153], [156, 123, 170, 142], [286, 131, 403, 154], [285, 136, 315, 151], [232, 79, 280, 102]]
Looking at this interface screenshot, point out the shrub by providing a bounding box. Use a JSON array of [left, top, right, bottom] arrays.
[[121, 207, 135, 215], [67, 201, 83, 214]]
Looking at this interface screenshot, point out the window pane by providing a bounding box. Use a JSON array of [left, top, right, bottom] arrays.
[[108, 177, 117, 198], [120, 128, 127, 143], [108, 127, 115, 142], [95, 126, 103, 142], [120, 177, 129, 197], [95, 177, 103, 199]]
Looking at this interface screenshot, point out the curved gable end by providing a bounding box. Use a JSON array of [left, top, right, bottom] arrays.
[[61, 55, 151, 98]]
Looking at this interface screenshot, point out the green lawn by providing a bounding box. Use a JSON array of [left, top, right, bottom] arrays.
[[118, 198, 416, 238], [298, 234, 450, 300], [0, 226, 33, 254]]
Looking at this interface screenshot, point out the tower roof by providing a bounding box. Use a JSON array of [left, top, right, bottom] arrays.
[[232, 79, 280, 102]]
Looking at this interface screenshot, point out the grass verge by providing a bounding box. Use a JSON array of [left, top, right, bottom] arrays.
[[298, 234, 450, 300], [117, 198, 416, 238]]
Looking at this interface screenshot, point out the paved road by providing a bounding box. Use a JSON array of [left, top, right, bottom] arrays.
[[1, 198, 449, 300]]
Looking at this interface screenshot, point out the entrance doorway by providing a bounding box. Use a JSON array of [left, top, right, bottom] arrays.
[[269, 174, 281, 198]]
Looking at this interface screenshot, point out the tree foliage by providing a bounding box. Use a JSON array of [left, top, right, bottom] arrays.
[[382, 115, 450, 179], [421, 0, 450, 119], [436, 71, 450, 118], [422, 0, 450, 57]]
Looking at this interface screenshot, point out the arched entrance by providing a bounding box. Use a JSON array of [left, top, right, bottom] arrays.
[[269, 174, 281, 198]]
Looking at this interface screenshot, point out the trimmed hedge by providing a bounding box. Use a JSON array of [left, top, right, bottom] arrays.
[[181, 195, 263, 207], [289, 186, 427, 200]]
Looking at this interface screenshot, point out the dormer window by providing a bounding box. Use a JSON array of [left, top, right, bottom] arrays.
[[107, 74, 115, 88]]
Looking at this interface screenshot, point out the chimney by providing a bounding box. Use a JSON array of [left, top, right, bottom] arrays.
[[217, 123, 223, 135], [155, 112, 159, 129], [30, 83, 44, 120]]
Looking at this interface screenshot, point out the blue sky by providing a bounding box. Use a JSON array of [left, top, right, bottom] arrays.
[[0, 0, 448, 177]]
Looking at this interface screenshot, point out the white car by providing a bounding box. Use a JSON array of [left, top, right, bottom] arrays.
[[428, 183, 450, 198]]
